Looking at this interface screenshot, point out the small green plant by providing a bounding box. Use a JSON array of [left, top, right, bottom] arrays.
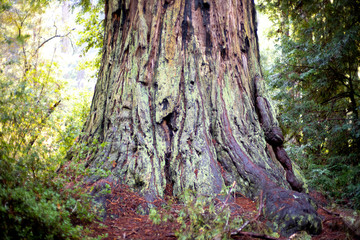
[[150, 183, 242, 239], [175, 188, 236, 240], [149, 208, 162, 225], [150, 183, 280, 240]]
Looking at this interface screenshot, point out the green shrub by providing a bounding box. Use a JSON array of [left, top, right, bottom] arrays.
[[0, 72, 97, 239]]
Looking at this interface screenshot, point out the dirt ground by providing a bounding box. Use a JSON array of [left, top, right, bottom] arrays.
[[87, 184, 356, 240]]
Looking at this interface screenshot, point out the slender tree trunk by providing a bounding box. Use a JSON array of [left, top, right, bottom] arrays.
[[80, 0, 321, 236]]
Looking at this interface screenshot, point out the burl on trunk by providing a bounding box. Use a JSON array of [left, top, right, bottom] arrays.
[[80, 0, 322, 236]]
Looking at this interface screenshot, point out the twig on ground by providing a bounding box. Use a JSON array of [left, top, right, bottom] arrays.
[[221, 181, 236, 210], [255, 190, 264, 219], [220, 181, 236, 232], [233, 190, 264, 233], [319, 206, 340, 216], [230, 191, 276, 239], [231, 231, 282, 240]]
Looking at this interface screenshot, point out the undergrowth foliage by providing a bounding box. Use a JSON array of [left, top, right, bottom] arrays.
[[0, 1, 101, 239], [0, 71, 96, 238], [150, 183, 279, 240], [0, 94, 96, 240]]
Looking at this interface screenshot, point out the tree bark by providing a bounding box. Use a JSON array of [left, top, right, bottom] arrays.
[[80, 0, 321, 236]]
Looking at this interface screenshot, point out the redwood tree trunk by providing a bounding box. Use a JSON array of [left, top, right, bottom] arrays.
[[81, 0, 321, 236]]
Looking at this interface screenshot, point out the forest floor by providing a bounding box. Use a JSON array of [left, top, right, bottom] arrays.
[[87, 184, 355, 240]]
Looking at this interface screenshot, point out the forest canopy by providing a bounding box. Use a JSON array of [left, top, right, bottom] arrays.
[[258, 0, 360, 208]]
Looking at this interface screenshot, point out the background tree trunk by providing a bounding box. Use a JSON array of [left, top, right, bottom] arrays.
[[80, 0, 321, 236]]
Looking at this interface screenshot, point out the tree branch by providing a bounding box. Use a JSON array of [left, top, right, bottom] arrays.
[[33, 28, 75, 56], [221, 181, 236, 211], [26, 100, 61, 153], [320, 91, 350, 104]]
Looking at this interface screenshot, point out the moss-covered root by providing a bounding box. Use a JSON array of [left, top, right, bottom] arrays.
[[263, 187, 322, 237]]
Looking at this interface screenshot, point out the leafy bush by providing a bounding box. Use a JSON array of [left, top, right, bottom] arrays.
[[0, 81, 95, 239], [0, 1, 99, 237]]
